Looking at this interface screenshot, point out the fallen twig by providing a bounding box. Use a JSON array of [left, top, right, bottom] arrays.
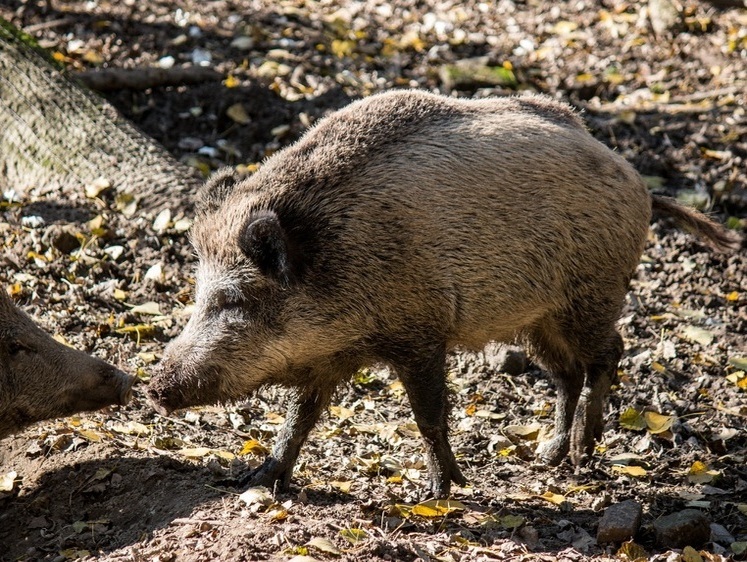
[[75, 66, 223, 92]]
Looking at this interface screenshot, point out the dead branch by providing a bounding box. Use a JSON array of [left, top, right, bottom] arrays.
[[75, 66, 223, 92]]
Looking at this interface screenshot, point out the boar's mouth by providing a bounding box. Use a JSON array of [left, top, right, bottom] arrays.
[[147, 364, 227, 416]]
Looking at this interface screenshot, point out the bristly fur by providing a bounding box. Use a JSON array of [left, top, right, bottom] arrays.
[[152, 89, 739, 497]]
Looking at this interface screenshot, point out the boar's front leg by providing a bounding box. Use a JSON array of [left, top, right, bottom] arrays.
[[243, 385, 333, 491], [388, 341, 466, 498]]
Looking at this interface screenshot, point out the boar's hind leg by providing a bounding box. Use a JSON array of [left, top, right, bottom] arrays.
[[389, 341, 466, 498], [241, 385, 333, 492], [534, 362, 584, 466], [570, 331, 623, 465]]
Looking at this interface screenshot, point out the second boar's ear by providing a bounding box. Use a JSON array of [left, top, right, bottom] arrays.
[[238, 210, 295, 285], [198, 167, 240, 213]]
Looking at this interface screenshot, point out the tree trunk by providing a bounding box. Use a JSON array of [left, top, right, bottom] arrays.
[[0, 17, 201, 217]]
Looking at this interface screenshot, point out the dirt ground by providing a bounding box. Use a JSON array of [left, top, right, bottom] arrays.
[[1, 0, 746, 560]]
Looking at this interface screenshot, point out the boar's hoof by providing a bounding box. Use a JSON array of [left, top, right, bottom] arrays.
[[569, 432, 596, 467], [239, 457, 293, 492], [428, 462, 467, 499], [535, 435, 570, 466]]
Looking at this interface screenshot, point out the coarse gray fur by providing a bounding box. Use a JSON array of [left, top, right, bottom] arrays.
[[0, 289, 134, 439], [149, 90, 739, 498]]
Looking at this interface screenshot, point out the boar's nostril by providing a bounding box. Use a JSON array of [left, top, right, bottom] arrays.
[[146, 386, 173, 416]]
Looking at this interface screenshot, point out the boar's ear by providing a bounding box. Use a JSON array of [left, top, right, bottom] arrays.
[[198, 167, 241, 213], [238, 210, 295, 285]]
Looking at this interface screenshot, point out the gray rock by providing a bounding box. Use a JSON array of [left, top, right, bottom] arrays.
[[596, 499, 642, 544], [710, 522, 735, 546], [654, 509, 711, 548]]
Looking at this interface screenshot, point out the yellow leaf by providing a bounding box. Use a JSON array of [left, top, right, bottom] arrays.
[[113, 289, 127, 301], [612, 465, 648, 477], [331, 39, 355, 58], [644, 411, 674, 434], [266, 507, 288, 521], [411, 499, 466, 517], [726, 371, 747, 390], [226, 103, 250, 124], [687, 461, 719, 484], [115, 324, 157, 339], [223, 74, 240, 88], [78, 429, 103, 442], [178, 447, 212, 458], [239, 439, 270, 456], [53, 334, 73, 347], [538, 491, 567, 505], [616, 540, 648, 561], [737, 504, 747, 515], [681, 546, 703, 562], [330, 480, 352, 493], [726, 291, 739, 301], [27, 251, 47, 262], [329, 405, 355, 421], [340, 528, 368, 544], [619, 407, 647, 431], [651, 361, 667, 373], [213, 450, 235, 461], [82, 50, 104, 64]]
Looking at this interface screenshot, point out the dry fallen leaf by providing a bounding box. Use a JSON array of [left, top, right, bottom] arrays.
[[680, 325, 715, 346], [306, 537, 341, 555], [239, 487, 274, 509], [411, 499, 466, 517], [612, 465, 648, 477], [538, 491, 567, 505], [130, 301, 162, 315], [644, 411, 675, 434], [239, 439, 270, 456], [619, 407, 647, 431], [339, 528, 368, 545], [687, 461, 719, 484], [0, 471, 18, 493], [226, 103, 251, 124], [616, 540, 647, 561]]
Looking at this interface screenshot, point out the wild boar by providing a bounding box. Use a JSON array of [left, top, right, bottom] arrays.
[[0, 288, 135, 439], [148, 90, 739, 498]]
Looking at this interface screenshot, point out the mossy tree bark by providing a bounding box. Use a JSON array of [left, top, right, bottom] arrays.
[[0, 17, 201, 216]]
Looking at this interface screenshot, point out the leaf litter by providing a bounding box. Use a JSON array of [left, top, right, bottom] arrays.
[[0, 0, 745, 561]]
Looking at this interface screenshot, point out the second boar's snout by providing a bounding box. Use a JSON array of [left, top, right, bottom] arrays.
[[116, 368, 136, 405]]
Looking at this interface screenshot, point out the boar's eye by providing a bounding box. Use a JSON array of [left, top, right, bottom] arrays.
[[7, 339, 33, 357]]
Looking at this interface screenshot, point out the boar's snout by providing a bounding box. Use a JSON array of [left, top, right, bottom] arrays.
[[114, 366, 136, 405], [147, 354, 226, 416]]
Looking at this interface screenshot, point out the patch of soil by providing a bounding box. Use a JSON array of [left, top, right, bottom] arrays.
[[0, 0, 745, 561]]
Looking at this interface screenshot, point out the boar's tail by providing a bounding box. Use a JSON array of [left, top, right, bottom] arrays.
[[651, 195, 742, 252]]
